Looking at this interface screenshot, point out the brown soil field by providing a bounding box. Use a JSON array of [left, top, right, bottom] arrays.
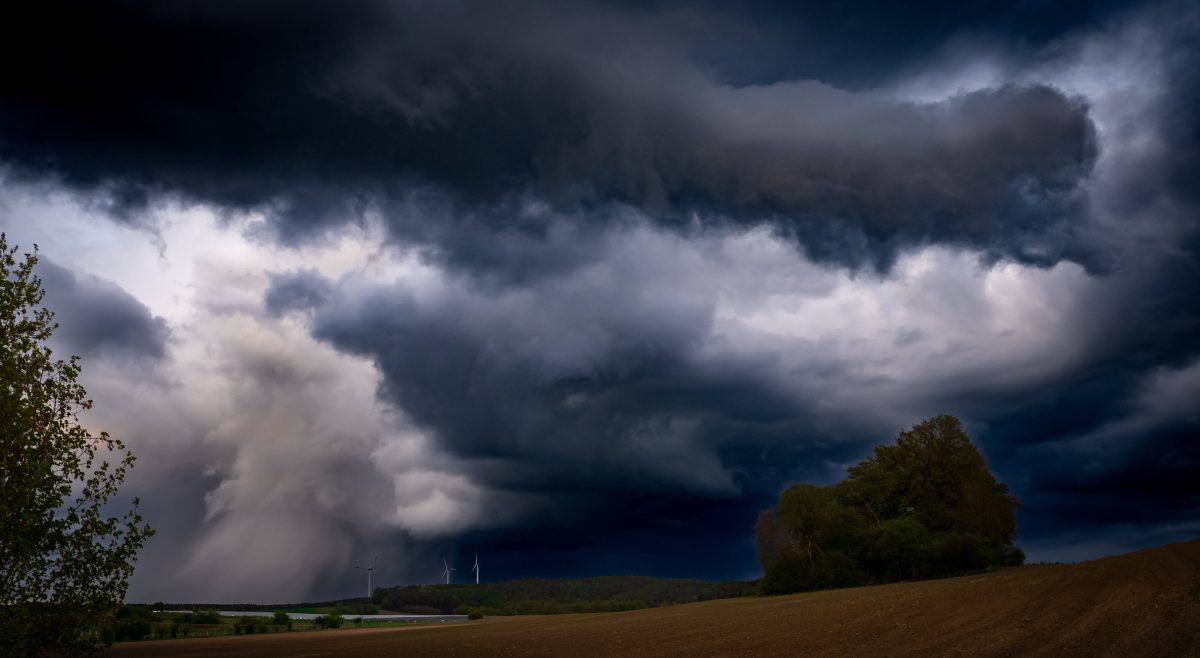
[[109, 540, 1200, 657]]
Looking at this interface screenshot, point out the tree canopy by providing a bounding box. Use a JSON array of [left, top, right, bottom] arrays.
[[756, 415, 1022, 594], [0, 235, 154, 656]]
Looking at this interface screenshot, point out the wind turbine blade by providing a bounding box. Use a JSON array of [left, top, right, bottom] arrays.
[[370, 554, 378, 569]]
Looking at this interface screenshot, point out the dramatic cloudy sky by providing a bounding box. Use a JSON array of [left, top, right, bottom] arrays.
[[2, 0, 1197, 602]]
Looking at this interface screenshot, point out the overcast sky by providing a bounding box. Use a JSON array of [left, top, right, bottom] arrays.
[[1, 0, 1197, 603]]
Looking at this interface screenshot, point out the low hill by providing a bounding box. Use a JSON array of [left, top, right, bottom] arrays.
[[374, 575, 755, 615], [109, 540, 1200, 657]]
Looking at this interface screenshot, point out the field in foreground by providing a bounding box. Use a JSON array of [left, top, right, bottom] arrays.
[[109, 540, 1200, 658]]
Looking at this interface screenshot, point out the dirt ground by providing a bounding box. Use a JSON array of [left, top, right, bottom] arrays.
[[108, 540, 1200, 657]]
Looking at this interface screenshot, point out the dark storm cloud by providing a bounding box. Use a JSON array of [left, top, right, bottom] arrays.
[[451, 493, 771, 581], [1, 0, 1096, 269], [264, 268, 334, 316], [36, 257, 169, 361], [275, 0, 1199, 575], [952, 14, 1200, 557], [677, 0, 1139, 88], [259, 230, 900, 580]]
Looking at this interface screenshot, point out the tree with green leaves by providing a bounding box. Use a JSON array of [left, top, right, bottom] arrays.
[[755, 484, 868, 593], [757, 415, 1022, 594], [0, 234, 154, 657]]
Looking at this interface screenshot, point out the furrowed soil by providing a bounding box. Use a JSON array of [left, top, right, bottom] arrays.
[[109, 540, 1200, 657]]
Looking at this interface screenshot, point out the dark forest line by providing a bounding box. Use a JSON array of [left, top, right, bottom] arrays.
[[373, 576, 755, 616]]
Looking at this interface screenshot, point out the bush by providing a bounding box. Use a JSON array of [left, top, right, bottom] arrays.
[[272, 611, 290, 626], [191, 610, 221, 625], [233, 616, 267, 635], [468, 610, 484, 620], [112, 607, 158, 641], [114, 620, 151, 641]]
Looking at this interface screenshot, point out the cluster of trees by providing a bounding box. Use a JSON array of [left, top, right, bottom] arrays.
[[756, 416, 1023, 594], [374, 576, 753, 616]]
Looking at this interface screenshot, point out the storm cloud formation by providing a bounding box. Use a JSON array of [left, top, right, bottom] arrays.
[[1, 0, 1100, 270], [0, 0, 1197, 600]]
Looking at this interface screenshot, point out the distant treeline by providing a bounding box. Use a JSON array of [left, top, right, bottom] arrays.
[[147, 600, 377, 615], [756, 415, 1024, 595], [373, 576, 754, 615]]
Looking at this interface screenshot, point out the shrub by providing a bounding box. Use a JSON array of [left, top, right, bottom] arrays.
[[191, 610, 221, 625]]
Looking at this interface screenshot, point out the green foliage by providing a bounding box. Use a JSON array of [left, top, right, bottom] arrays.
[[111, 606, 157, 642], [271, 611, 290, 626], [376, 576, 752, 615], [231, 615, 269, 635], [315, 612, 344, 629], [755, 484, 869, 593], [0, 235, 154, 656], [238, 616, 267, 634], [871, 517, 932, 581], [328, 601, 376, 615], [757, 415, 1022, 595], [187, 609, 221, 625]]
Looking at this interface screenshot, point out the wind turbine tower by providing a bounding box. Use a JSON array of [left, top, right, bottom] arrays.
[[354, 554, 377, 599], [472, 552, 480, 584], [442, 558, 456, 585]]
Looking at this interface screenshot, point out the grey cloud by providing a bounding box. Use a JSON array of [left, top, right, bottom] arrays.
[[264, 268, 334, 316], [112, 296, 482, 602], [37, 258, 169, 361]]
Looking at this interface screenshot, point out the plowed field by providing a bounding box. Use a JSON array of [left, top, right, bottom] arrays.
[[109, 540, 1200, 657]]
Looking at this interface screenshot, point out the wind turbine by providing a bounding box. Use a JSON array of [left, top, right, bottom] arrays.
[[472, 552, 480, 584], [354, 554, 377, 599], [442, 558, 456, 585]]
